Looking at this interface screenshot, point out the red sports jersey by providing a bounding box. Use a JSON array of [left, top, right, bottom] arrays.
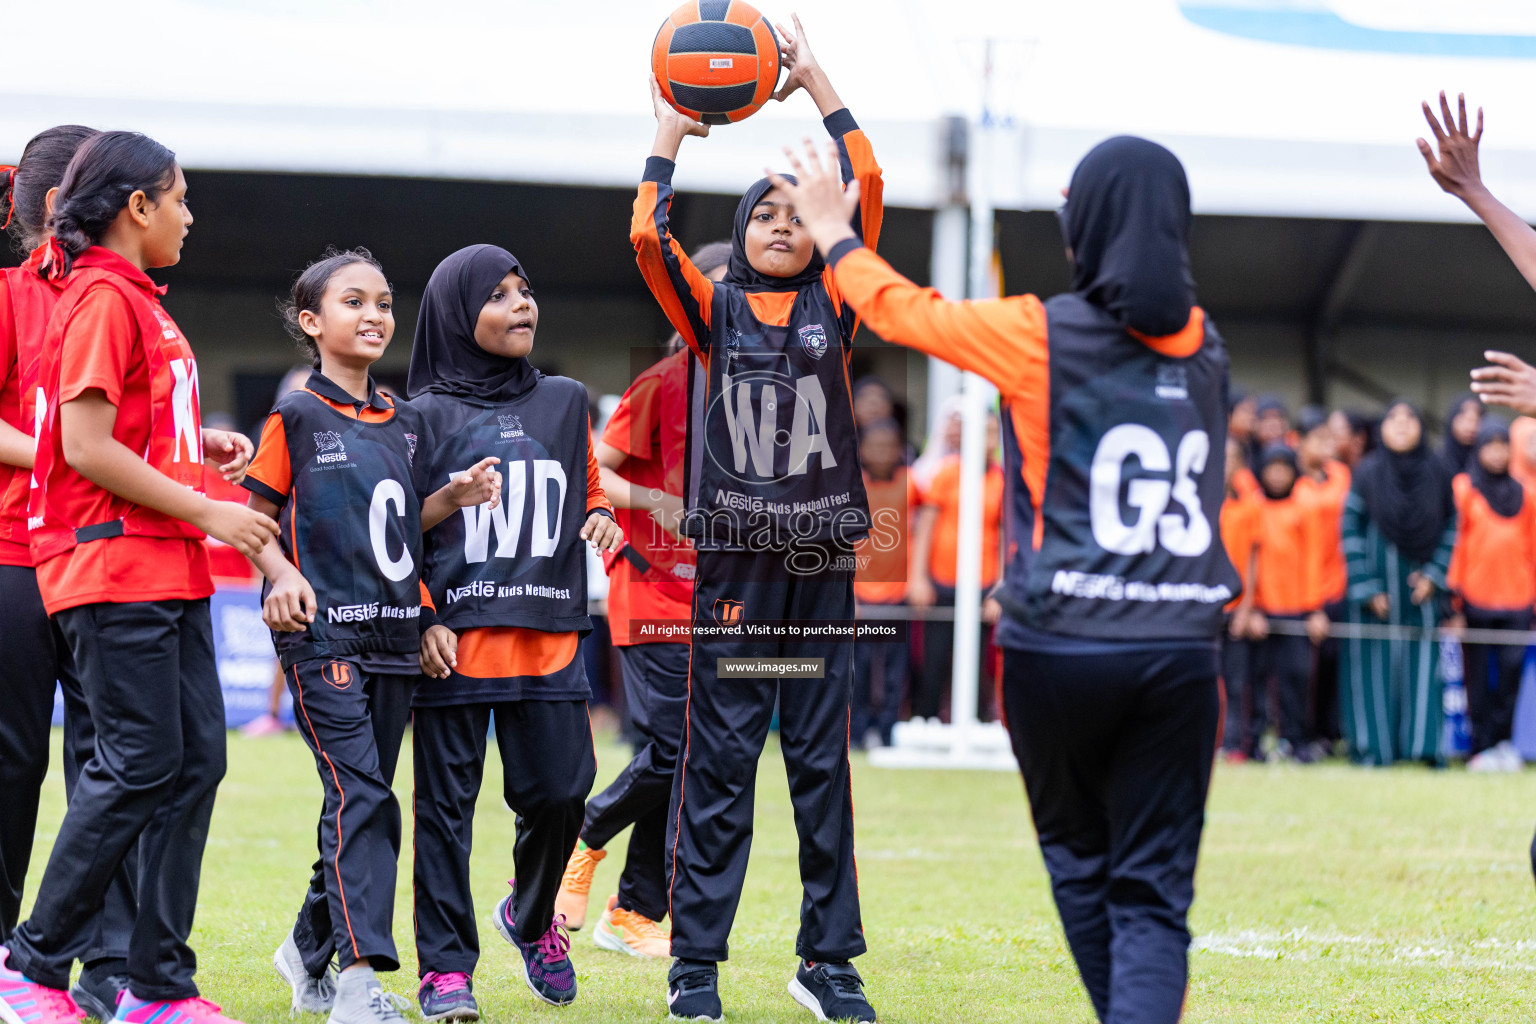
[[203, 470, 259, 583], [29, 247, 211, 614], [601, 348, 697, 646], [0, 247, 62, 566]]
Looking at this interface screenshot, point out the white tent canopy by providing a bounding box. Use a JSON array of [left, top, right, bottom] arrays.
[[6, 0, 1536, 219]]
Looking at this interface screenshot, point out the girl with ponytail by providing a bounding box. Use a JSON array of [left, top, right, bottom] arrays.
[[0, 130, 276, 1024], [0, 125, 146, 1022]]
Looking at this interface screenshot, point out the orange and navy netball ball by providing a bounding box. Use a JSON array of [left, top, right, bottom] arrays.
[[652, 0, 782, 126]]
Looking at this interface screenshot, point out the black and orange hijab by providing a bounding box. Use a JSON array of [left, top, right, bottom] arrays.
[[1059, 136, 1197, 339], [1471, 419, 1523, 518]]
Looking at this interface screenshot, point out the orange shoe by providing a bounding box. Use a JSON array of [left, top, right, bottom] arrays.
[[553, 841, 605, 930], [593, 895, 671, 958]]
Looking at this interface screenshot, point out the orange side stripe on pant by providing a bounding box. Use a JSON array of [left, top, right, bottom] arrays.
[[291, 664, 362, 963]]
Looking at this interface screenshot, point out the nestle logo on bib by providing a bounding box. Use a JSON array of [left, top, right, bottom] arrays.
[[798, 323, 828, 360], [1155, 364, 1188, 401], [498, 414, 525, 439], [313, 431, 348, 463]]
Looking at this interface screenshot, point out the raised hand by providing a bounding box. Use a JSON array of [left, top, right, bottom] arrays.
[[1417, 91, 1484, 199], [767, 139, 860, 254], [650, 73, 709, 146], [772, 13, 821, 103], [1471, 350, 1536, 415]]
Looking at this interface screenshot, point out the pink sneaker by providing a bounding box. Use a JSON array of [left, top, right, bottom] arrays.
[[239, 714, 286, 738], [0, 947, 84, 1024], [112, 995, 241, 1024]]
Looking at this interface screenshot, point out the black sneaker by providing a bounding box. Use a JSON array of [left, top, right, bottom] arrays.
[[71, 962, 130, 1021], [788, 960, 876, 1022], [667, 959, 722, 1022]]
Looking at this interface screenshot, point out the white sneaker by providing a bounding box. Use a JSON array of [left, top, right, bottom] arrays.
[[1497, 741, 1525, 771], [327, 969, 408, 1024], [1468, 749, 1501, 772], [274, 931, 338, 1014]]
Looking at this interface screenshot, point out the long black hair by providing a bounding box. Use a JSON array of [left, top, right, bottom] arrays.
[[4, 125, 98, 255], [279, 247, 389, 369], [44, 131, 178, 279]]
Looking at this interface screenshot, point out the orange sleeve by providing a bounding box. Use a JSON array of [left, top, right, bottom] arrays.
[[828, 246, 1047, 405], [586, 427, 611, 516], [419, 580, 436, 611], [58, 283, 137, 407], [844, 128, 884, 255], [820, 114, 884, 335], [243, 412, 292, 504], [631, 160, 715, 365]]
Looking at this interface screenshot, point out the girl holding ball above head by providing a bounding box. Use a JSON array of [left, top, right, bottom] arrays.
[[0, 131, 273, 1024], [773, 134, 1237, 1024], [633, 13, 883, 1023], [406, 244, 619, 1018], [240, 248, 500, 1024]]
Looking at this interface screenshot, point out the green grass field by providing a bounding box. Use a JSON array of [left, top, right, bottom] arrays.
[[24, 729, 1536, 1023]]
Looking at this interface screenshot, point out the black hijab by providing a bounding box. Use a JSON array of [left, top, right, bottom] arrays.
[[407, 244, 539, 402], [1060, 136, 1196, 338], [1437, 392, 1481, 478], [1470, 419, 1523, 518], [1352, 400, 1455, 563], [725, 174, 827, 293], [1258, 443, 1298, 500]]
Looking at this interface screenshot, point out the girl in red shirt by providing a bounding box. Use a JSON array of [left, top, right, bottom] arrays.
[[0, 123, 146, 1020], [0, 131, 275, 1024]]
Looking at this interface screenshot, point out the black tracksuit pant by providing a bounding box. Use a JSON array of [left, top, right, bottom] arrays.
[[287, 660, 414, 975], [0, 564, 136, 960], [1311, 601, 1345, 743], [579, 643, 689, 923], [914, 585, 996, 721], [852, 606, 907, 747], [7, 600, 225, 1001], [1218, 629, 1249, 754], [1251, 623, 1311, 754], [669, 543, 864, 964], [412, 700, 595, 975], [1462, 606, 1532, 755], [1003, 643, 1219, 1024]]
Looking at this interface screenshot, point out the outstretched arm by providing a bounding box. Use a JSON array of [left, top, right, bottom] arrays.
[[768, 139, 1045, 398], [774, 14, 883, 256], [1420, 92, 1536, 290], [632, 75, 717, 364]]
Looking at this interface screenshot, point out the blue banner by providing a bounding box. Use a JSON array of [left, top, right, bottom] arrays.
[[50, 584, 287, 730]]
